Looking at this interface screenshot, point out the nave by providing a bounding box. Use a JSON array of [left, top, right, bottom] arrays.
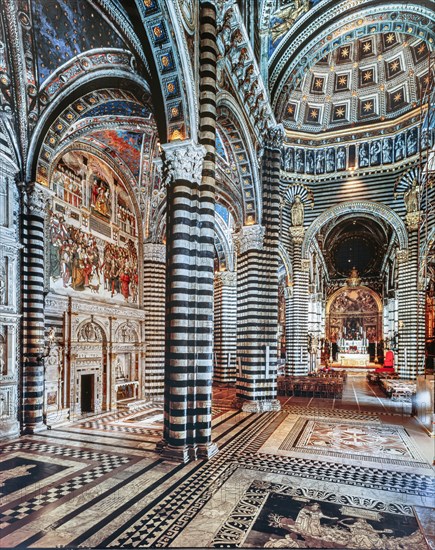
[[1, 375, 434, 549]]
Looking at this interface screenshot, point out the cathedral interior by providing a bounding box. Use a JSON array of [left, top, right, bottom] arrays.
[[0, 0, 434, 548]]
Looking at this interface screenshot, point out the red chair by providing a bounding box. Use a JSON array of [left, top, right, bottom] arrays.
[[384, 350, 394, 368]]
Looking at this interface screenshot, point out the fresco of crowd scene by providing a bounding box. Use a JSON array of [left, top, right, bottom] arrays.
[[49, 212, 138, 302]]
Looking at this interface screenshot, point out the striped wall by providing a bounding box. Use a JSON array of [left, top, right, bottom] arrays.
[[236, 131, 282, 411], [213, 271, 237, 383], [158, 1, 218, 462], [143, 243, 166, 398], [21, 184, 49, 433]]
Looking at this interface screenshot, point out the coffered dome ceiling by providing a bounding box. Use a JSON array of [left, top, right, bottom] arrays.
[[278, 33, 431, 133]]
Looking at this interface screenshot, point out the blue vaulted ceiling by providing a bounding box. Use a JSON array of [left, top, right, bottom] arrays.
[[31, 0, 126, 85]]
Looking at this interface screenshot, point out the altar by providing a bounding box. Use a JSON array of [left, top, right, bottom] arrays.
[[337, 352, 370, 367]]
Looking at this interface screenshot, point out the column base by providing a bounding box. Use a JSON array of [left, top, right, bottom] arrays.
[[233, 398, 281, 413], [196, 442, 219, 460], [156, 440, 191, 463], [22, 421, 47, 435], [156, 439, 219, 462]]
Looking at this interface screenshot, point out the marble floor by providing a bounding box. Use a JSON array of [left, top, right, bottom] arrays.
[[1, 374, 434, 549]]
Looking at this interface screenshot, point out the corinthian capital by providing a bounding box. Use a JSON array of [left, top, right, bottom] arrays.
[[143, 242, 166, 263], [215, 270, 237, 286], [26, 183, 52, 217], [162, 141, 205, 185], [235, 224, 265, 254]]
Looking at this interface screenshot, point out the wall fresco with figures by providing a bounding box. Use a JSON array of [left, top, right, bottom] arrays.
[[326, 287, 382, 343], [281, 126, 433, 175], [48, 152, 139, 304]]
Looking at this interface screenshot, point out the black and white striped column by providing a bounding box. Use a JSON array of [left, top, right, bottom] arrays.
[[22, 183, 50, 433], [143, 243, 166, 398], [286, 235, 309, 376], [397, 231, 425, 379], [235, 128, 283, 412], [195, 0, 218, 459], [214, 270, 237, 383], [158, 0, 219, 460]]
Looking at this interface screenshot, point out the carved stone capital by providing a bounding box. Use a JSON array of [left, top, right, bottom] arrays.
[[405, 211, 421, 231], [265, 124, 284, 150], [396, 249, 409, 264], [301, 259, 311, 272], [235, 224, 265, 254], [162, 141, 205, 185], [284, 285, 293, 299], [26, 183, 52, 217], [289, 226, 305, 244], [215, 270, 237, 286], [143, 243, 166, 263]]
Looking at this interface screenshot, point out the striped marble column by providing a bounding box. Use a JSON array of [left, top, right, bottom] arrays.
[[195, 0, 218, 460], [214, 270, 237, 383], [397, 229, 424, 379], [235, 128, 283, 412], [286, 234, 309, 376], [143, 243, 166, 398], [22, 183, 50, 433]]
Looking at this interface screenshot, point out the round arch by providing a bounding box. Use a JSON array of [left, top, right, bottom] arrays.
[[26, 72, 151, 184], [301, 200, 408, 259], [217, 92, 261, 225]]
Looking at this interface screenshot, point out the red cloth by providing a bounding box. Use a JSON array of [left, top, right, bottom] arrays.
[[384, 350, 394, 367]]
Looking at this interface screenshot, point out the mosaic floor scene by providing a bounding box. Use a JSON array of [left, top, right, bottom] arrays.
[[1, 374, 434, 549]]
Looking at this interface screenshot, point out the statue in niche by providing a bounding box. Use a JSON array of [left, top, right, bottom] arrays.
[[284, 148, 294, 172], [315, 150, 325, 174], [291, 196, 304, 226], [0, 331, 5, 375], [359, 143, 369, 167], [295, 149, 304, 173], [306, 150, 314, 173], [395, 133, 406, 161], [326, 149, 335, 172], [336, 147, 346, 170], [407, 128, 418, 157], [382, 138, 393, 164], [0, 268, 6, 306], [404, 179, 420, 214], [370, 140, 381, 165]]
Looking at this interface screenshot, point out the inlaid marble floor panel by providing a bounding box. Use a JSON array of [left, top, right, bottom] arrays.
[[1, 382, 434, 549]]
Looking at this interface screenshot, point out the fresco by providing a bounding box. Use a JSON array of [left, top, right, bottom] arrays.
[[31, 0, 125, 84], [268, 1, 322, 55], [88, 130, 144, 180], [49, 212, 138, 303], [79, 101, 152, 121]]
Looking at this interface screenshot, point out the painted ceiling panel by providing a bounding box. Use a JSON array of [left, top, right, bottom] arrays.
[[86, 129, 144, 180], [78, 100, 152, 120], [31, 0, 126, 85]]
